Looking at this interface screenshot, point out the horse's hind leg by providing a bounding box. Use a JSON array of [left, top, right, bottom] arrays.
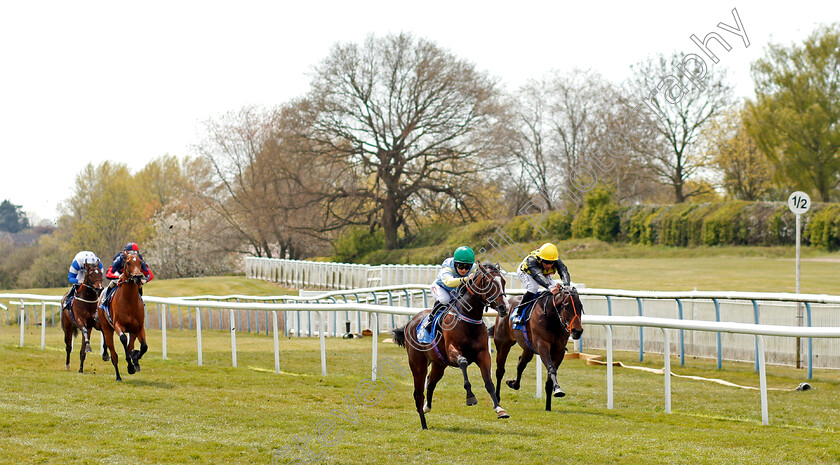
[[423, 362, 446, 413], [457, 355, 477, 406], [507, 349, 534, 391], [494, 339, 513, 401], [409, 357, 429, 429], [63, 320, 74, 371]]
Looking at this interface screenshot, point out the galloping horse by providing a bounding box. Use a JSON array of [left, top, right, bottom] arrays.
[[61, 261, 105, 372], [493, 287, 583, 411], [393, 262, 509, 429], [98, 251, 148, 382]]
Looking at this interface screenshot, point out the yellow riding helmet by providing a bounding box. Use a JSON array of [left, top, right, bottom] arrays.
[[537, 243, 559, 262]]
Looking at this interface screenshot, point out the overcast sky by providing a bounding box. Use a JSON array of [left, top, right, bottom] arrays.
[[1, 0, 837, 222]]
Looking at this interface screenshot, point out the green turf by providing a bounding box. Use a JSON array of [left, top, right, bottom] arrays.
[[1, 326, 839, 464]]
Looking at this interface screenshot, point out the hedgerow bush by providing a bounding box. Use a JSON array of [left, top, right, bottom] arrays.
[[806, 204, 840, 250], [335, 199, 840, 265], [571, 185, 620, 242]]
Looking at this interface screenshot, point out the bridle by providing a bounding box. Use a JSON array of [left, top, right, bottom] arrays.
[[122, 252, 145, 285], [460, 264, 506, 324], [75, 267, 103, 303], [546, 289, 581, 334]]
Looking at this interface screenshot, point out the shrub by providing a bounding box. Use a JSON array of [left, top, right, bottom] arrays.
[[571, 185, 620, 242], [544, 210, 574, 240], [332, 227, 385, 263], [805, 205, 840, 250], [701, 200, 750, 245]]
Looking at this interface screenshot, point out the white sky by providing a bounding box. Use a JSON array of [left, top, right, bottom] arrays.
[[1, 0, 837, 222]]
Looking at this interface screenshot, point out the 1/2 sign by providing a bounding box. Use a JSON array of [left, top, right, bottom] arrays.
[[788, 191, 811, 215]]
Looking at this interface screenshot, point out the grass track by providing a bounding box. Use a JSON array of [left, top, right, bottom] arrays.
[[2, 326, 839, 464]]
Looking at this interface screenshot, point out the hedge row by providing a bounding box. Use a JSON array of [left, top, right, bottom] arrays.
[[335, 199, 840, 265], [621, 200, 840, 249]]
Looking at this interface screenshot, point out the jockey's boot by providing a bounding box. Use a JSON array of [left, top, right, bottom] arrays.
[[65, 284, 78, 311], [513, 291, 536, 321], [423, 301, 447, 333], [102, 280, 117, 308]]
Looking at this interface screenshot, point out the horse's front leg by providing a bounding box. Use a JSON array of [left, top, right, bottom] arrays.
[[456, 355, 477, 406], [536, 344, 565, 411], [131, 327, 148, 371], [80, 321, 92, 354], [477, 346, 509, 419], [117, 329, 135, 375], [100, 311, 121, 381], [78, 325, 90, 373], [126, 334, 138, 374]]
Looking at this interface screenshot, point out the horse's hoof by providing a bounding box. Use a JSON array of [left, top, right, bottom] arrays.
[[423, 403, 431, 413], [102, 354, 110, 362], [65, 364, 70, 371], [127, 364, 135, 375], [116, 376, 122, 382], [84, 343, 92, 353], [133, 363, 140, 372], [506, 380, 520, 390], [496, 409, 510, 419], [466, 396, 478, 406], [552, 387, 566, 398]]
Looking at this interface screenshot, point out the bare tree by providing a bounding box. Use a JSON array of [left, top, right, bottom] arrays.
[[304, 32, 507, 249], [627, 53, 733, 203]]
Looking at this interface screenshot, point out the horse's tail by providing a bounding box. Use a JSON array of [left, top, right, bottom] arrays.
[[392, 325, 406, 348]]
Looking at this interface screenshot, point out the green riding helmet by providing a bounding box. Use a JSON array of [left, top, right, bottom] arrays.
[[453, 246, 475, 266]]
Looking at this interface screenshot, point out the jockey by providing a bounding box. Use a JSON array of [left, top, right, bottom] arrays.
[[64, 250, 103, 311], [423, 246, 477, 333], [512, 243, 571, 320], [101, 242, 154, 308]]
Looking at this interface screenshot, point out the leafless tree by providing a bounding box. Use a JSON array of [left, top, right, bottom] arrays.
[[626, 53, 733, 203], [303, 32, 507, 249]]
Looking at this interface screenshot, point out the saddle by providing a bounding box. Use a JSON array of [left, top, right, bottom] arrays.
[[416, 308, 449, 344], [510, 291, 547, 330]]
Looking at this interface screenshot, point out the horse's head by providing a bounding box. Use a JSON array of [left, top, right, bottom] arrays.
[[83, 260, 104, 294], [466, 262, 507, 315], [551, 287, 583, 340], [122, 251, 145, 285]]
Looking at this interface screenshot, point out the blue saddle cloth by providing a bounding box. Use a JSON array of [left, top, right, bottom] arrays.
[[511, 292, 546, 331], [416, 308, 449, 344]]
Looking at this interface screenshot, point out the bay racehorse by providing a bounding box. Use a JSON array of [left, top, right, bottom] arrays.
[[393, 262, 509, 429], [493, 287, 583, 411], [61, 261, 106, 372], [98, 251, 148, 381]]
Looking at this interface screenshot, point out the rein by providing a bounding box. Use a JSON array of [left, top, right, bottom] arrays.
[[547, 290, 581, 333], [459, 266, 504, 325]]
